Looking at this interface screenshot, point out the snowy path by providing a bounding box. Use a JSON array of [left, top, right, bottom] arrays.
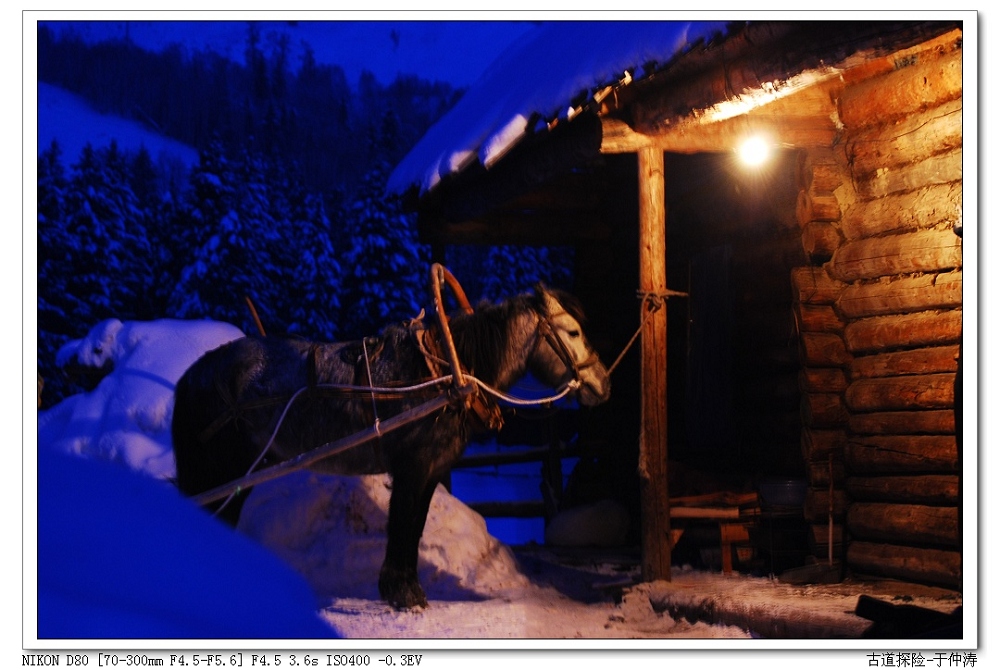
[[319, 583, 751, 639]]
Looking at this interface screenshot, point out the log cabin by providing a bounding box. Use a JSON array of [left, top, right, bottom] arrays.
[[388, 19, 971, 592]]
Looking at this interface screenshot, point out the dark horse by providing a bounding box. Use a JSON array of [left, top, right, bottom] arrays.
[[171, 284, 611, 609]]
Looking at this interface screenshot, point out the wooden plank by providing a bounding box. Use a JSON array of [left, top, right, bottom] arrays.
[[838, 40, 963, 129], [845, 373, 955, 412], [849, 345, 960, 379], [795, 303, 844, 334], [807, 459, 846, 487], [846, 98, 963, 178], [846, 435, 958, 474], [799, 367, 848, 393], [192, 393, 454, 506], [670, 491, 758, 508], [801, 429, 848, 463], [467, 501, 545, 518], [637, 146, 671, 582], [829, 229, 963, 282], [797, 149, 843, 192], [841, 182, 962, 240], [804, 489, 849, 522], [857, 148, 963, 200], [847, 475, 960, 505], [799, 332, 851, 367], [800, 221, 842, 262], [849, 409, 956, 436], [844, 310, 963, 354], [670, 507, 741, 520], [847, 503, 959, 547], [836, 271, 963, 319], [847, 541, 961, 590], [801, 392, 848, 427], [791, 266, 846, 305], [796, 189, 841, 225]]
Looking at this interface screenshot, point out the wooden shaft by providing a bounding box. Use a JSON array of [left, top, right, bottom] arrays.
[[191, 392, 456, 506]]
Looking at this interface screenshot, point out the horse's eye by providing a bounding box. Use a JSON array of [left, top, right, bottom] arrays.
[[567, 330, 580, 339]]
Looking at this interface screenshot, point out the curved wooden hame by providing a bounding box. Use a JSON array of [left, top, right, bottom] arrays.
[[430, 263, 474, 392]]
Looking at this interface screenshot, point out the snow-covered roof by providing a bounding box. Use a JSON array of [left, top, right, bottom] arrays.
[[387, 21, 732, 197]]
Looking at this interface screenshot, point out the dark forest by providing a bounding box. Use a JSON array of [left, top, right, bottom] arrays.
[[36, 23, 573, 406]]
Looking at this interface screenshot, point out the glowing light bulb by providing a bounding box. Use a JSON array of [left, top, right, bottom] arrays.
[[738, 135, 771, 167]]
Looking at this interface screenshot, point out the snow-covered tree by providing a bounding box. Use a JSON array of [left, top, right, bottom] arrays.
[[336, 111, 429, 340], [37, 141, 78, 403], [37, 141, 157, 405], [477, 245, 572, 302], [169, 146, 293, 334]]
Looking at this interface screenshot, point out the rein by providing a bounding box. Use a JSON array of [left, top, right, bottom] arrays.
[[203, 278, 684, 516]]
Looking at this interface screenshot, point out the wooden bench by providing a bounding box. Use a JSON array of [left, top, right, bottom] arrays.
[[669, 492, 760, 574]]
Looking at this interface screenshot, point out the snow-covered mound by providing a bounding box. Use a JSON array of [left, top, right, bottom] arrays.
[[238, 472, 531, 602], [37, 81, 199, 167], [38, 318, 244, 478], [37, 448, 338, 640]]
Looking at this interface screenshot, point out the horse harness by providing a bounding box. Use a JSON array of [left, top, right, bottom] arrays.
[[195, 304, 590, 448], [408, 312, 503, 434]]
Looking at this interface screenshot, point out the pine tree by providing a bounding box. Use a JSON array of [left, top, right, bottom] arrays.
[[337, 111, 429, 340], [37, 140, 79, 404], [60, 141, 152, 319], [37, 141, 156, 405], [170, 146, 275, 332], [284, 190, 342, 340]]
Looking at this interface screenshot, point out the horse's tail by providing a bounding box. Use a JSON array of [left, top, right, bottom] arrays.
[[171, 338, 256, 526]]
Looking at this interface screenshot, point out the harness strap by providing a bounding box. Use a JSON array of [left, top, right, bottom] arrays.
[[410, 309, 503, 433], [409, 311, 447, 378], [362, 338, 381, 437], [536, 314, 598, 377]]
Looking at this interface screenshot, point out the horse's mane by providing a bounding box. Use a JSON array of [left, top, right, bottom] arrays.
[[445, 293, 534, 385], [447, 285, 585, 385], [370, 285, 585, 386]]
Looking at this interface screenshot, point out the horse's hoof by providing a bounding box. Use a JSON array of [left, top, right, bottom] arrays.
[[379, 571, 428, 610]]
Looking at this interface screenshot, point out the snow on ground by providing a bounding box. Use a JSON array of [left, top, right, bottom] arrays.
[[319, 579, 749, 640], [36, 81, 200, 168], [239, 472, 749, 639], [32, 317, 750, 641]]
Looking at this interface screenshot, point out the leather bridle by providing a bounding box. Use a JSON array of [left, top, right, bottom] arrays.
[[534, 310, 603, 386]]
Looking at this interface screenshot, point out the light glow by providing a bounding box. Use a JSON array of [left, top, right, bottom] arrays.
[[738, 135, 771, 167]]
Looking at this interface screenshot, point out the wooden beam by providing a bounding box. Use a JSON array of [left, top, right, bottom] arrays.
[[637, 146, 671, 582], [601, 78, 842, 156]]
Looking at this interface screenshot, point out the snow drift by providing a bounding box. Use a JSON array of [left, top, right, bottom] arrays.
[[239, 472, 530, 601], [34, 318, 530, 637]]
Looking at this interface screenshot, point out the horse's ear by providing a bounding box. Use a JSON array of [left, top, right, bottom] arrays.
[[531, 282, 552, 312]]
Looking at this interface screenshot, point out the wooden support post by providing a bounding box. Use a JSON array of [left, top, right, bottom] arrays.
[[637, 146, 671, 582]]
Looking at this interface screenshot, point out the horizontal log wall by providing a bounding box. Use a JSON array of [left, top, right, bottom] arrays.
[[790, 29, 963, 589]]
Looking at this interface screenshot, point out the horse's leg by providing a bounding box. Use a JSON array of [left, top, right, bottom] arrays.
[[378, 466, 439, 609]]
